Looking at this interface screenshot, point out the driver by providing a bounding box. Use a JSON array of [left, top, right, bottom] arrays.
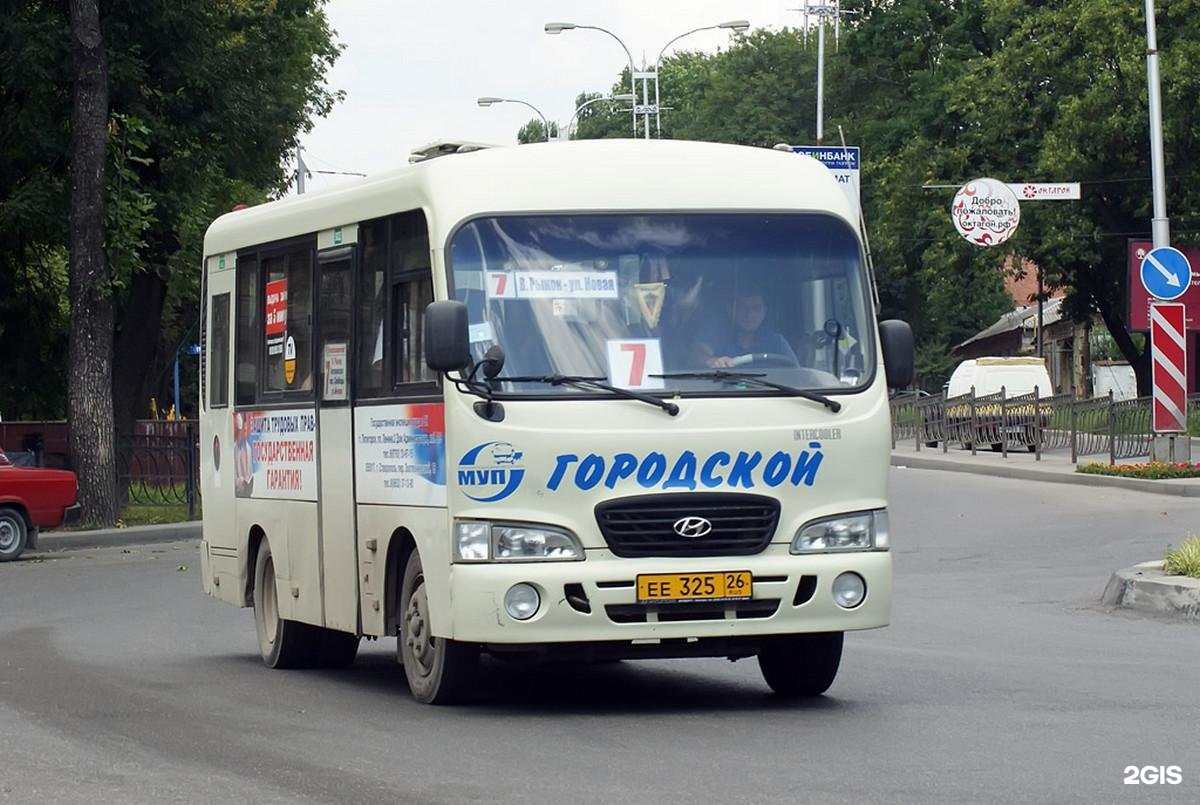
[[695, 286, 797, 369]]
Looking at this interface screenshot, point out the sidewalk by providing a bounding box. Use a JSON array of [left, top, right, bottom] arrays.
[[890, 442, 1200, 498], [34, 520, 201, 553]]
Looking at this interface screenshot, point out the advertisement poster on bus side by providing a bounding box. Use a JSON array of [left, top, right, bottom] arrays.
[[354, 403, 446, 506], [233, 408, 317, 500]]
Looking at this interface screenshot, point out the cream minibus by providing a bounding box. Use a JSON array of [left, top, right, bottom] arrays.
[[199, 139, 913, 703]]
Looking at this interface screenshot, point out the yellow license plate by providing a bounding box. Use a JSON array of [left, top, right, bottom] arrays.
[[636, 571, 753, 603]]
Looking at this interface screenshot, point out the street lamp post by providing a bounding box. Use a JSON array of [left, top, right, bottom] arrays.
[[1144, 0, 1170, 249], [477, 96, 553, 142], [545, 22, 638, 137], [174, 342, 200, 420], [565, 93, 635, 139], [801, 2, 854, 144], [653, 20, 748, 137]]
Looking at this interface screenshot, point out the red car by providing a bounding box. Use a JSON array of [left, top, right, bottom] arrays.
[[0, 448, 80, 561]]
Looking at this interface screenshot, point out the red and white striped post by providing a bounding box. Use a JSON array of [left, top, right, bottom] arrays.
[[1150, 302, 1189, 459]]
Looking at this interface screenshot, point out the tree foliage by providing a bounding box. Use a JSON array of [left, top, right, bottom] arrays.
[[0, 0, 342, 422], [551, 1, 1200, 391]]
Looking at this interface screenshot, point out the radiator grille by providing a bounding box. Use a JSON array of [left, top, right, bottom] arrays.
[[594, 493, 780, 557]]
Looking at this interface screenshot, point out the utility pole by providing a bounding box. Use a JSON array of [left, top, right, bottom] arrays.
[[296, 145, 307, 195], [800, 2, 855, 144]]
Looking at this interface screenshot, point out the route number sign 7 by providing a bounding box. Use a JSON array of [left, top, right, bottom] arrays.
[[606, 339, 665, 390]]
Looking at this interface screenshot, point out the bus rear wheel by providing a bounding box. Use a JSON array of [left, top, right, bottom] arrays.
[[757, 631, 844, 697], [253, 540, 359, 668], [398, 550, 479, 704]]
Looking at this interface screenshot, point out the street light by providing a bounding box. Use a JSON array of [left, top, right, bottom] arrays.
[[654, 20, 749, 136], [477, 96, 553, 142], [545, 22, 638, 137], [565, 93, 635, 139], [173, 342, 200, 420]]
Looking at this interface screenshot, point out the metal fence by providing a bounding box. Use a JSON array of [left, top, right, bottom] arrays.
[[116, 421, 200, 517], [891, 388, 1158, 463]]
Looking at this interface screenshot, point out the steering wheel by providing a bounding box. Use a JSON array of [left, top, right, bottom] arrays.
[[727, 352, 800, 369]]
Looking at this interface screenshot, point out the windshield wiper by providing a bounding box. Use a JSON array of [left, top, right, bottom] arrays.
[[653, 371, 842, 413], [496, 374, 680, 416]]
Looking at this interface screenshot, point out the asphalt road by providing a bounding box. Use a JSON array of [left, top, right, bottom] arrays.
[[3, 468, 1199, 804]]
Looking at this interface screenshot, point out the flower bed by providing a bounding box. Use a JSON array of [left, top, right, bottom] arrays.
[[1076, 461, 1200, 480]]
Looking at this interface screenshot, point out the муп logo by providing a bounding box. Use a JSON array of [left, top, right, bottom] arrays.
[[673, 516, 713, 538], [457, 441, 525, 503]]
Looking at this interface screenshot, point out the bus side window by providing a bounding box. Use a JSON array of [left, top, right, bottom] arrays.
[[262, 248, 314, 395], [356, 219, 388, 397], [235, 254, 259, 406], [389, 210, 436, 389], [209, 293, 231, 408]]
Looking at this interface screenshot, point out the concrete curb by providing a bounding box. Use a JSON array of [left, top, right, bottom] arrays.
[[891, 453, 1200, 498], [33, 521, 201, 553], [1101, 561, 1200, 622]]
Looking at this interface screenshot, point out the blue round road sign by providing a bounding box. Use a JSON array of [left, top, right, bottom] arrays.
[[1139, 246, 1193, 301]]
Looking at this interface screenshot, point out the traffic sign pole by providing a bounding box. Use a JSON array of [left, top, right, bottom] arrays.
[[1141, 245, 1194, 462]]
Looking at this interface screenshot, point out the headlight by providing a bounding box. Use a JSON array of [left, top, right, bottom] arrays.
[[791, 510, 889, 554], [454, 521, 584, 562]]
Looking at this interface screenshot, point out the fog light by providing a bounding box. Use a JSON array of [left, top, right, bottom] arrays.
[[504, 583, 540, 620], [831, 572, 866, 609]]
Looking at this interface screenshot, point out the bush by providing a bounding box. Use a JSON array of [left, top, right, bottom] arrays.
[[1163, 536, 1200, 579], [1076, 461, 1200, 480]]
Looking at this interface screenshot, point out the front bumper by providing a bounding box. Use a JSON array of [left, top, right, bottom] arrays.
[[445, 545, 891, 647]]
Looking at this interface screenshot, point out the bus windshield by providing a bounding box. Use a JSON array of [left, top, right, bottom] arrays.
[[448, 213, 874, 396]]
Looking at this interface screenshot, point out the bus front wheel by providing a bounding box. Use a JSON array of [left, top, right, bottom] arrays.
[[399, 550, 479, 704], [757, 631, 844, 697]]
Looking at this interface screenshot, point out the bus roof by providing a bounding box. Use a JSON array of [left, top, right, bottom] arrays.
[[203, 139, 857, 257]]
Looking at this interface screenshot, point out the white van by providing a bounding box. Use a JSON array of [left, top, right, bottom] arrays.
[[943, 357, 1053, 451], [947, 357, 1053, 398]]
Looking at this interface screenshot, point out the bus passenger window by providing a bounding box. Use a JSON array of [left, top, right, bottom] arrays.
[[389, 210, 436, 388], [392, 276, 434, 384], [235, 255, 259, 405], [356, 220, 387, 397], [263, 248, 314, 395]]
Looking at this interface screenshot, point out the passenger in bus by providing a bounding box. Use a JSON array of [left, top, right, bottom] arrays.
[[694, 285, 797, 368]]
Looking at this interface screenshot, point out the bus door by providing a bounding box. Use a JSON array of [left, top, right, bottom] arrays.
[[315, 242, 359, 632], [200, 252, 240, 604]]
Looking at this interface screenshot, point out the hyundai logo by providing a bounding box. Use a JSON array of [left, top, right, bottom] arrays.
[[673, 516, 713, 538]]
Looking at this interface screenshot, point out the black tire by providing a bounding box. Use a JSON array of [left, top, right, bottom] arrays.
[[398, 550, 479, 704], [0, 507, 29, 562], [990, 443, 1003, 452], [757, 632, 844, 698], [253, 540, 319, 669], [311, 627, 360, 668], [923, 441, 938, 448]]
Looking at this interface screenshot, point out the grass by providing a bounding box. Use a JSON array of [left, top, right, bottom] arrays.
[[62, 502, 200, 530], [119, 504, 200, 527], [1163, 536, 1200, 579], [1077, 461, 1200, 479]]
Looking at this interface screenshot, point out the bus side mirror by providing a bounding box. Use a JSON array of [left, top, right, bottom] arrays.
[[424, 300, 471, 372], [879, 319, 914, 389]]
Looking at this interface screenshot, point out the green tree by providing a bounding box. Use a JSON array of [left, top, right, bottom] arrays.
[[1, 1, 341, 520], [67, 0, 119, 525], [517, 117, 559, 143], [943, 0, 1200, 395]]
